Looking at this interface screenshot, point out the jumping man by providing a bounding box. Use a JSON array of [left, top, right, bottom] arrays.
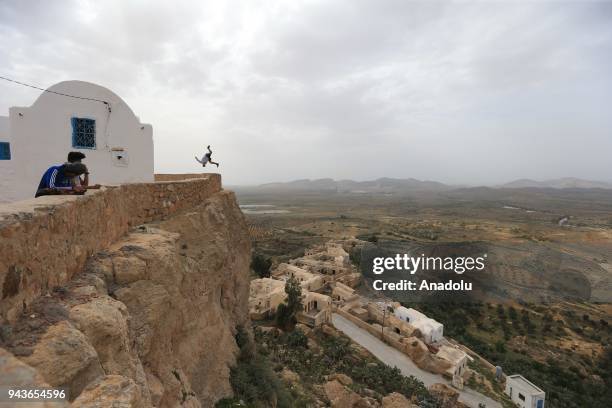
[[195, 145, 219, 167]]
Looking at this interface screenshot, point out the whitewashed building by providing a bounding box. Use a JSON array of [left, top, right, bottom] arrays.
[[0, 116, 14, 199], [394, 306, 444, 344], [505, 374, 545, 408], [0, 80, 153, 202]]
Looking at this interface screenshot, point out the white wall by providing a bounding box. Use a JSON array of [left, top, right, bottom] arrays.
[[0, 116, 17, 202], [395, 307, 444, 343], [2, 81, 153, 202], [505, 376, 545, 408], [0, 116, 9, 139], [394, 306, 413, 322]]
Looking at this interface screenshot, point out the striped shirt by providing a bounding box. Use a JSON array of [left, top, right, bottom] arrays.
[[37, 165, 73, 191]]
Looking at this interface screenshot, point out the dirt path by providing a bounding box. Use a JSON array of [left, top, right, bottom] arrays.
[[332, 313, 502, 408]]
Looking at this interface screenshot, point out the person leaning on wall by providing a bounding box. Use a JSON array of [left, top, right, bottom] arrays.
[[34, 162, 89, 197], [66, 151, 101, 190]]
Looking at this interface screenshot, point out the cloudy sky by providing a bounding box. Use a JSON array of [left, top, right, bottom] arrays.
[[1, 0, 611, 185]]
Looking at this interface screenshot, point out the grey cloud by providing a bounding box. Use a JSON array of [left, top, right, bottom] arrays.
[[0, 0, 611, 185]]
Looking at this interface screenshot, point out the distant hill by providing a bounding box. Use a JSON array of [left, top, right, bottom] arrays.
[[236, 176, 612, 193], [501, 177, 612, 189], [257, 177, 451, 193]]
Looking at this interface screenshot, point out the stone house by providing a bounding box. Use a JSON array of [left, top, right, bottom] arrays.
[[249, 278, 286, 319], [272, 263, 324, 292], [298, 292, 332, 327], [436, 346, 469, 379], [291, 257, 342, 276], [331, 282, 358, 303], [325, 242, 350, 265], [249, 278, 331, 327]]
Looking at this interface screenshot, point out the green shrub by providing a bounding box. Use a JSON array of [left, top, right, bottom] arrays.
[[251, 253, 272, 278], [218, 327, 303, 408], [275, 275, 303, 330]]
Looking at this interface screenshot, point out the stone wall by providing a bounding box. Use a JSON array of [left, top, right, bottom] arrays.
[[0, 187, 251, 406], [0, 174, 221, 322], [154, 173, 210, 182]]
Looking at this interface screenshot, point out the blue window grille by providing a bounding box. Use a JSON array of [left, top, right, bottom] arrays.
[[71, 117, 96, 149], [0, 142, 10, 160]]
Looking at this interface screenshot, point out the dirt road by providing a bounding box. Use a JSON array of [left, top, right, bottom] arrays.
[[332, 313, 502, 408]]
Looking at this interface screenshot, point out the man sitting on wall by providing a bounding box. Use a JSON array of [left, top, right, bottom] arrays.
[[34, 162, 88, 197], [66, 151, 101, 189]]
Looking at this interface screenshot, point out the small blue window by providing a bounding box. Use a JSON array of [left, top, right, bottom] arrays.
[[0, 142, 10, 160], [71, 117, 96, 149]]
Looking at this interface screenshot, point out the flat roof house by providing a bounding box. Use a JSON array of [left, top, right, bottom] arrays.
[[298, 292, 332, 327], [436, 345, 469, 379], [249, 278, 286, 320], [394, 306, 444, 344], [331, 282, 358, 303], [505, 374, 545, 408], [272, 263, 324, 292]]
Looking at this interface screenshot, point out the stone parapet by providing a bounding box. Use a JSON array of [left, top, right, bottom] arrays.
[[0, 174, 222, 321], [154, 173, 210, 182]]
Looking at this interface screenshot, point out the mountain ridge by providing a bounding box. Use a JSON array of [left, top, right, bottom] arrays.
[[257, 177, 451, 192], [245, 176, 612, 191], [499, 177, 612, 189]]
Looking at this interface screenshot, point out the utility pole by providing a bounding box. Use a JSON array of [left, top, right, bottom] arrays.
[[381, 304, 386, 341]]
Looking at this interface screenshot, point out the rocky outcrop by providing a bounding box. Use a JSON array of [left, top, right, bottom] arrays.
[[19, 320, 106, 399], [0, 187, 251, 407], [323, 380, 379, 408], [0, 347, 69, 408], [328, 373, 353, 386], [381, 392, 418, 408], [72, 375, 145, 408], [403, 337, 452, 376], [428, 383, 468, 408]]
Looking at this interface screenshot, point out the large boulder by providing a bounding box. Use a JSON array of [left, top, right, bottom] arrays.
[[71, 375, 145, 408], [324, 380, 362, 408], [403, 337, 429, 362], [0, 347, 68, 407], [404, 337, 451, 375], [329, 373, 353, 386], [381, 392, 418, 408], [111, 256, 147, 285], [69, 296, 151, 405], [428, 383, 466, 408], [20, 321, 104, 400], [324, 380, 378, 408]]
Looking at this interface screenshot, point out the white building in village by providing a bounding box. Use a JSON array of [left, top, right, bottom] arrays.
[[394, 306, 444, 344], [0, 80, 153, 202], [505, 374, 545, 408]]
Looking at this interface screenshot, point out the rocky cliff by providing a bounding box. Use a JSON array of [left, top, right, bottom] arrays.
[[0, 177, 251, 407]]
